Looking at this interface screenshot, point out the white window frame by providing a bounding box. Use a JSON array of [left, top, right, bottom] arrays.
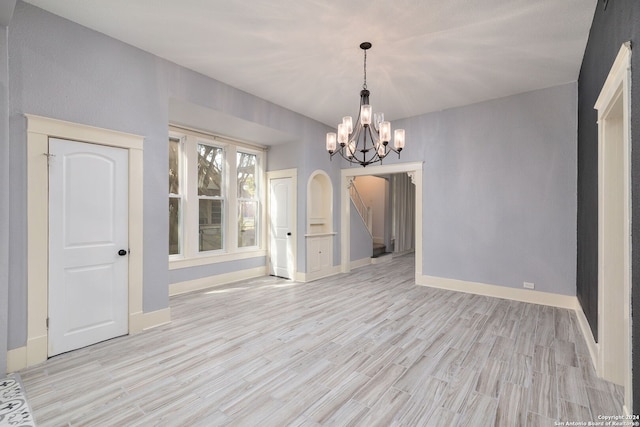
[[236, 150, 261, 250], [169, 126, 267, 269], [196, 140, 226, 254], [168, 135, 184, 259]]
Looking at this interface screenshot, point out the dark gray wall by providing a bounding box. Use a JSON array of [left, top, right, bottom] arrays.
[[6, 1, 336, 350], [576, 0, 640, 411], [393, 84, 578, 295]]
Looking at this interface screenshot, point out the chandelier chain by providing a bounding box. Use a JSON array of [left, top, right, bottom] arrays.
[[363, 49, 367, 90]]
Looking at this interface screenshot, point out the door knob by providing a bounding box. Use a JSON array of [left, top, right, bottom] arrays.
[[118, 249, 128, 256], [287, 232, 292, 236]]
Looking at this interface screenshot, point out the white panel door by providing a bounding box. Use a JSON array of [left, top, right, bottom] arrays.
[[269, 178, 293, 279], [48, 138, 129, 356]]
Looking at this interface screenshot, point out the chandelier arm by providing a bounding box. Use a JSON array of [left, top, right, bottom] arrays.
[[366, 126, 381, 161], [326, 42, 404, 168], [349, 123, 362, 147]]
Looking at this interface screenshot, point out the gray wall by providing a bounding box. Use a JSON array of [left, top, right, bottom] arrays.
[[268, 133, 342, 272], [4, 1, 578, 358], [0, 24, 9, 376], [169, 257, 266, 284], [350, 200, 373, 262], [393, 83, 577, 295], [6, 1, 337, 350]]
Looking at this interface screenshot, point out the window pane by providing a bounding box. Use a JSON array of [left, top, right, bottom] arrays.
[[169, 138, 181, 194], [237, 152, 256, 198], [169, 197, 180, 255], [199, 199, 223, 251], [198, 144, 223, 197], [238, 201, 257, 248]]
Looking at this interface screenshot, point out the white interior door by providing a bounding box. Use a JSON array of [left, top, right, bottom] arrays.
[[48, 138, 129, 356], [269, 177, 293, 279]]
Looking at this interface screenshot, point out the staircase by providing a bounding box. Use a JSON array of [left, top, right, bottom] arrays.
[[350, 180, 393, 263], [373, 242, 386, 258], [349, 182, 372, 235]]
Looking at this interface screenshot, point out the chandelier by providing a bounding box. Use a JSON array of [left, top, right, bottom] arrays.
[[326, 42, 405, 167]]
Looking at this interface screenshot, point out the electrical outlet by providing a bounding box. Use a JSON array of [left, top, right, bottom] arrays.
[[523, 282, 535, 289]]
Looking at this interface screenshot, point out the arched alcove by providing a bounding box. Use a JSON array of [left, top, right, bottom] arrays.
[[305, 170, 336, 281], [307, 170, 333, 234]]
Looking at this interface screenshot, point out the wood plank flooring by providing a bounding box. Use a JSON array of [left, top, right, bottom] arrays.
[[19, 254, 624, 426]]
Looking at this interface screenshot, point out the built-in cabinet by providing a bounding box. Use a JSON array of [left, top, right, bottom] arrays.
[[305, 170, 336, 280], [307, 235, 332, 274]]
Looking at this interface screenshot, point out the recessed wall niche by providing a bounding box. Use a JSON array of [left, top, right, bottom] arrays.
[[307, 170, 333, 234]]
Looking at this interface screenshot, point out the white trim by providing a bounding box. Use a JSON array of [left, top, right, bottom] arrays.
[[350, 257, 372, 270], [306, 169, 333, 234], [169, 126, 267, 262], [595, 42, 632, 413], [25, 115, 147, 368], [297, 265, 341, 283], [371, 254, 393, 265], [170, 124, 268, 152], [417, 274, 578, 310], [418, 273, 604, 381], [169, 250, 267, 270], [266, 168, 298, 279], [129, 308, 172, 333], [6, 347, 27, 373], [341, 162, 423, 277], [574, 300, 599, 371], [169, 266, 268, 296]]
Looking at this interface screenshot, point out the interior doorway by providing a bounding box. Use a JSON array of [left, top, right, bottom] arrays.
[[341, 162, 423, 279], [267, 168, 297, 280], [48, 138, 129, 356], [21, 115, 144, 370], [269, 177, 294, 279], [596, 42, 632, 414]]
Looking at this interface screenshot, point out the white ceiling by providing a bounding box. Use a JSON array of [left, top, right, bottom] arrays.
[[25, 0, 597, 128]]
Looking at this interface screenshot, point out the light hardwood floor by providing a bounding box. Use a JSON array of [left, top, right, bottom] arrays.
[[19, 254, 623, 426]]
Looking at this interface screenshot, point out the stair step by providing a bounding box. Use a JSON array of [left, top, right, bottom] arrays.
[[373, 243, 386, 258]]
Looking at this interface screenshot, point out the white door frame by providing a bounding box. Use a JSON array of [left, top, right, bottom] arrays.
[[341, 162, 423, 279], [595, 42, 632, 415], [23, 115, 144, 368], [266, 168, 297, 280]]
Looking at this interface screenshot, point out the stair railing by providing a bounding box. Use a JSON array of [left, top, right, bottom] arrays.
[[349, 180, 373, 236]]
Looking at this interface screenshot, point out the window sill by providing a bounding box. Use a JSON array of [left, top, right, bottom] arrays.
[[169, 249, 267, 270]]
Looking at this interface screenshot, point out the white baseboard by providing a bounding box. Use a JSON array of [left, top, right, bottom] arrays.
[[130, 307, 172, 334], [417, 274, 607, 385], [169, 266, 268, 296], [574, 301, 599, 371], [350, 257, 372, 270], [417, 274, 578, 310], [7, 308, 172, 373], [6, 346, 27, 373], [297, 265, 341, 282]]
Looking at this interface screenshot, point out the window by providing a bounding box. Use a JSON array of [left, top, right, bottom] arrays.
[[198, 143, 224, 252], [168, 128, 265, 265], [237, 152, 258, 248], [168, 137, 183, 256]]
